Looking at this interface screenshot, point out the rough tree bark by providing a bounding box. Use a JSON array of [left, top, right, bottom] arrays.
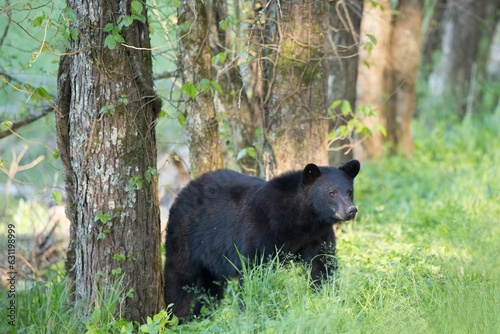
[[259, 0, 330, 178], [55, 0, 164, 321], [178, 0, 224, 178], [355, 0, 423, 159], [328, 0, 363, 165]]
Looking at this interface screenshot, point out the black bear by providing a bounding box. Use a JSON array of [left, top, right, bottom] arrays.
[[164, 160, 360, 320]]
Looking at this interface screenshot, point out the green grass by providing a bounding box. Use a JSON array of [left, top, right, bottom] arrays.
[[5, 111, 500, 333]]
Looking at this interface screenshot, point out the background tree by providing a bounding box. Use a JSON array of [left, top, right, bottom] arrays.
[[55, 0, 164, 321], [206, 0, 261, 175], [428, 0, 500, 116], [355, 0, 423, 159], [178, 0, 362, 179], [328, 0, 364, 165], [178, 0, 224, 178], [258, 0, 331, 177]]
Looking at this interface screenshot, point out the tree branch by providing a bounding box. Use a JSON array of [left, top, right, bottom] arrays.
[[0, 0, 12, 49], [152, 70, 178, 81], [0, 105, 53, 139]]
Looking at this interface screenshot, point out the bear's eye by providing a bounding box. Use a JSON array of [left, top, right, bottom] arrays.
[[347, 190, 353, 198], [329, 190, 337, 197]]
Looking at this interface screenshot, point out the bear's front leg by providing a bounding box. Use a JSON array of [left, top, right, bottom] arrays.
[[299, 230, 337, 283], [164, 270, 194, 322]]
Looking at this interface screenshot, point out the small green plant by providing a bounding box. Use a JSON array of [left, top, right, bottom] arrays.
[[145, 167, 159, 183], [328, 99, 386, 153], [95, 213, 112, 240], [103, 0, 146, 50], [11, 273, 83, 334]]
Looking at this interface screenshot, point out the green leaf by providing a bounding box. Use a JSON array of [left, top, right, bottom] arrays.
[[97, 232, 106, 240], [119, 94, 129, 106], [210, 81, 223, 94], [70, 28, 79, 41], [119, 16, 134, 29], [111, 268, 122, 276], [330, 99, 342, 110], [246, 146, 256, 158], [131, 0, 143, 15], [32, 15, 45, 27], [112, 32, 125, 43], [177, 112, 186, 127], [341, 100, 352, 116], [53, 149, 60, 159], [104, 34, 117, 50], [113, 253, 126, 261], [145, 167, 159, 183], [182, 82, 198, 99], [236, 148, 248, 161], [129, 176, 143, 190], [199, 78, 211, 92], [34, 87, 51, 101], [95, 213, 111, 224], [103, 23, 115, 32], [131, 14, 146, 23], [99, 104, 115, 116], [51, 190, 63, 205], [219, 18, 229, 31], [212, 52, 227, 66], [335, 125, 348, 137], [366, 33, 377, 45], [236, 147, 256, 161], [62, 7, 77, 21], [170, 0, 181, 7], [374, 124, 387, 137]]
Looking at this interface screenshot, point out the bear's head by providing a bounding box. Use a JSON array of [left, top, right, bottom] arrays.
[[302, 160, 360, 224]]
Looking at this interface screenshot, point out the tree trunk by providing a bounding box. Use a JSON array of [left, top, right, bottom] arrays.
[[328, 0, 363, 165], [387, 0, 423, 155], [422, 0, 446, 75], [259, 0, 330, 178], [55, 0, 164, 321], [207, 0, 260, 175], [178, 0, 224, 178], [355, 0, 423, 159], [354, 0, 392, 160], [428, 0, 488, 116]]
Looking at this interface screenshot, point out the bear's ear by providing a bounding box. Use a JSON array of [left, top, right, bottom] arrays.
[[302, 163, 321, 185], [339, 159, 360, 179]]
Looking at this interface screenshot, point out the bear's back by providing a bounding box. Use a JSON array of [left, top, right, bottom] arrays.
[[168, 169, 265, 220]]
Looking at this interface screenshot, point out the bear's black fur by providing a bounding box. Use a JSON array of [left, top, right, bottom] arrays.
[[164, 160, 360, 320]]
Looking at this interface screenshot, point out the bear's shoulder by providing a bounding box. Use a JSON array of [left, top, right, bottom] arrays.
[[266, 170, 302, 193]]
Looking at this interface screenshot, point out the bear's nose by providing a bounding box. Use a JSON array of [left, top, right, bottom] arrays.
[[346, 206, 358, 219]]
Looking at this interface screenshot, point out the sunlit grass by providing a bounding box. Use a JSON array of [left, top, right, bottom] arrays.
[[6, 112, 500, 333]]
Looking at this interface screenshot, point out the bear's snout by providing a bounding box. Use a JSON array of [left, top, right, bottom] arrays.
[[346, 206, 358, 219]]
